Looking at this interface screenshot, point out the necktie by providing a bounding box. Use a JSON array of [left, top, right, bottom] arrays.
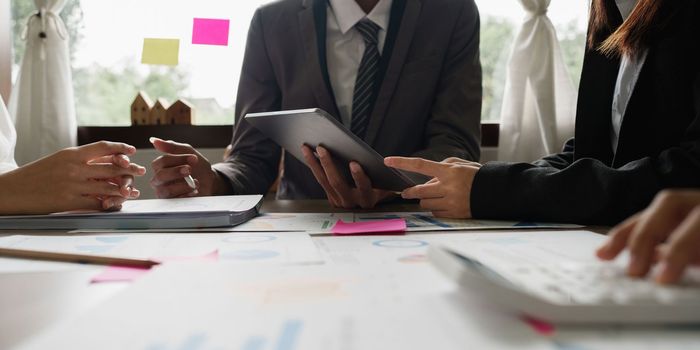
[[350, 19, 381, 139]]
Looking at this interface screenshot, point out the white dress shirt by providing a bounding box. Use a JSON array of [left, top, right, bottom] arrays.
[[0, 99, 18, 174], [611, 0, 648, 154], [326, 0, 393, 127]]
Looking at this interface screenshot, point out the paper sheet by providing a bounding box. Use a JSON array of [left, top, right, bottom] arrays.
[[354, 212, 583, 232], [141, 38, 180, 66], [90, 250, 219, 283], [0, 232, 322, 273], [17, 264, 552, 350]]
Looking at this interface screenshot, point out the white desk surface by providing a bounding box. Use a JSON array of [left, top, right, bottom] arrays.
[[0, 199, 611, 349]]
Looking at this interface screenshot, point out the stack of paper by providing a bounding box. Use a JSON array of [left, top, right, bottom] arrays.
[[0, 195, 263, 230]]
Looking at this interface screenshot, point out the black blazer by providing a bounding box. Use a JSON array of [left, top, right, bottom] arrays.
[[471, 0, 700, 225]]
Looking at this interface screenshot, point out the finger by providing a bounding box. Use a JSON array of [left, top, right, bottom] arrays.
[[349, 162, 375, 208], [657, 208, 700, 284], [432, 210, 464, 219], [419, 198, 451, 212], [596, 213, 640, 260], [84, 163, 147, 179], [301, 146, 341, 206], [119, 175, 134, 197], [402, 182, 444, 200], [71, 195, 105, 212], [77, 141, 136, 161], [627, 200, 685, 278], [102, 196, 127, 210], [155, 180, 199, 199], [150, 165, 193, 187], [317, 147, 353, 202], [150, 137, 197, 155], [82, 180, 125, 199], [129, 188, 141, 199], [151, 154, 198, 172], [384, 157, 446, 178], [89, 154, 131, 168]]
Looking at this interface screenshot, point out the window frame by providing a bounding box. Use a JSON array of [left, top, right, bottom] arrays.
[[77, 124, 500, 148]]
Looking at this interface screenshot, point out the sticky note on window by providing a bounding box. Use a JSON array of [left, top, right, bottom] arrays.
[[141, 38, 180, 66], [332, 219, 406, 235], [192, 18, 230, 46]]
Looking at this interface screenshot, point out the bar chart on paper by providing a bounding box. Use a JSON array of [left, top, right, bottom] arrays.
[[241, 320, 304, 350], [142, 320, 304, 350]]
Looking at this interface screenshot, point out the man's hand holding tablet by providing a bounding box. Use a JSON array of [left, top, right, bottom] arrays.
[[301, 145, 394, 209]]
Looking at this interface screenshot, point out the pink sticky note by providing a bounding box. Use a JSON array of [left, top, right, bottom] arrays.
[[332, 219, 406, 235], [192, 18, 230, 46], [523, 316, 555, 336], [91, 265, 151, 284], [154, 250, 219, 263]]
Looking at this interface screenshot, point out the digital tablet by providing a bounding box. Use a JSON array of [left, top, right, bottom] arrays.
[[245, 108, 430, 192]]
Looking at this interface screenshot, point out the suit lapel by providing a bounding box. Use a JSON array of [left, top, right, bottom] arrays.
[[298, 0, 341, 118], [365, 0, 420, 145]]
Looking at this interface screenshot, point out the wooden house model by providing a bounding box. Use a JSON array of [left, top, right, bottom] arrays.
[[150, 98, 170, 125], [130, 91, 153, 125], [166, 99, 195, 125]]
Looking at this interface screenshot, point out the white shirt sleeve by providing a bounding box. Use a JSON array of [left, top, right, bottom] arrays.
[[0, 99, 18, 174]]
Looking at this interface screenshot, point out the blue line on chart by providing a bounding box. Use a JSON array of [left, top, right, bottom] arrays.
[[413, 214, 452, 228], [275, 320, 303, 350], [372, 239, 429, 248], [241, 336, 266, 350]]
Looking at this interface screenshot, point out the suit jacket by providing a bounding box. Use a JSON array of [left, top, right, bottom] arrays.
[[471, 0, 700, 225], [213, 0, 482, 199]]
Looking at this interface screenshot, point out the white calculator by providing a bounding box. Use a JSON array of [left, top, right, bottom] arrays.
[[428, 243, 700, 324]]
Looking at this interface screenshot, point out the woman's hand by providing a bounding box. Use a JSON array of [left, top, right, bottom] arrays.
[[0, 141, 146, 215], [384, 156, 481, 218], [597, 190, 700, 284]]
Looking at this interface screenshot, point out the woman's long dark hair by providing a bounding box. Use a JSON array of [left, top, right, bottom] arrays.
[[588, 0, 669, 58]]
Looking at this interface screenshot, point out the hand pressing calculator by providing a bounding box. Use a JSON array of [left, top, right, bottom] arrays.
[[428, 241, 700, 324]]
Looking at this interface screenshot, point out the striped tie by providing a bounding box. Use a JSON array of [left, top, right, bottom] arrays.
[[350, 19, 381, 139]]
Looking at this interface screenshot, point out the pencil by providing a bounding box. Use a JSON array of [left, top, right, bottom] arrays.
[[0, 247, 159, 268]]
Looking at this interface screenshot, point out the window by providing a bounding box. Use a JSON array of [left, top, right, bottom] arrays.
[[11, 0, 275, 126], [475, 0, 588, 122], [10, 0, 587, 126]]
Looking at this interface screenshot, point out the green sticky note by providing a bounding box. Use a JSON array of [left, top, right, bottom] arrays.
[[141, 38, 180, 66]]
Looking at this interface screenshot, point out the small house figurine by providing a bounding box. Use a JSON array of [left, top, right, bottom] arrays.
[[150, 98, 170, 125], [166, 99, 195, 125], [131, 91, 153, 125]]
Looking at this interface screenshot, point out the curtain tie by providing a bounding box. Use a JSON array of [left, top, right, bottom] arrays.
[[20, 8, 69, 61]]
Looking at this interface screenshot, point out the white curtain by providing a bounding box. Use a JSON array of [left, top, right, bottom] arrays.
[[9, 0, 76, 166], [497, 0, 576, 162]]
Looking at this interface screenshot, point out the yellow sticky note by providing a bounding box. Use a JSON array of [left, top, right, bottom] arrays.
[[141, 38, 180, 66]]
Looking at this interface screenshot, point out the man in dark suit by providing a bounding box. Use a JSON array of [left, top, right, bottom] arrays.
[[150, 0, 482, 208]]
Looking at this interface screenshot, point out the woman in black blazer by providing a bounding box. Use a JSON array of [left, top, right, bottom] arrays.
[[385, 0, 700, 226]]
